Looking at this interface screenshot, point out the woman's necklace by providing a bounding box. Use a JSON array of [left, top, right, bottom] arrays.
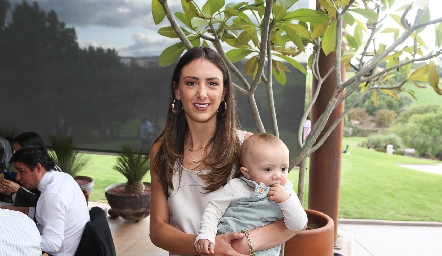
[[184, 133, 209, 169], [184, 141, 207, 152], [186, 150, 206, 165]]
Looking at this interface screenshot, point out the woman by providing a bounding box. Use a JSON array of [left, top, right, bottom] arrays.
[[149, 47, 298, 255]]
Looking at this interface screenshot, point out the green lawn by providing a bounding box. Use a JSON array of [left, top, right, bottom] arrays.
[[78, 137, 442, 222]]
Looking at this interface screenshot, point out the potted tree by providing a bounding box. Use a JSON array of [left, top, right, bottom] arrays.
[[105, 144, 151, 221], [49, 135, 93, 198], [153, 0, 442, 255]]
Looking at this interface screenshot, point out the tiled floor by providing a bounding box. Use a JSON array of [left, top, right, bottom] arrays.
[[89, 201, 168, 256]]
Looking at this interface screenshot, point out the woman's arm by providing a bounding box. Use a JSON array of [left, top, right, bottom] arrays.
[[231, 219, 299, 253], [149, 141, 199, 255]]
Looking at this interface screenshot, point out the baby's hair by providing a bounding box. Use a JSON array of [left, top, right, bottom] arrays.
[[240, 133, 285, 166]]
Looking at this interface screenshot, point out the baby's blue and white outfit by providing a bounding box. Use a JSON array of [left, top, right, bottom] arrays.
[[196, 176, 307, 255]]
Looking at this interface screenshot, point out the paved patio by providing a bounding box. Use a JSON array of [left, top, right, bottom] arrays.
[[88, 201, 167, 256]]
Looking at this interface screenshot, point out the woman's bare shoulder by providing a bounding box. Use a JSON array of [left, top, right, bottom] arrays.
[[244, 131, 253, 140], [149, 140, 163, 159]]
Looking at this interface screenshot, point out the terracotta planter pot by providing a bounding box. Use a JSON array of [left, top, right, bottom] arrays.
[[105, 182, 151, 221], [74, 175, 94, 196], [284, 209, 334, 256]]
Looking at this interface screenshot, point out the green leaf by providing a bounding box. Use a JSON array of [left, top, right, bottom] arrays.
[[322, 20, 336, 55], [381, 89, 399, 99], [286, 9, 330, 23], [202, 40, 210, 48], [276, 0, 298, 10], [341, 51, 355, 64], [158, 42, 186, 67], [353, 25, 363, 47], [272, 64, 287, 85], [245, 56, 258, 76], [346, 34, 358, 49], [202, 0, 225, 16], [343, 12, 355, 26], [428, 61, 442, 95], [372, 90, 379, 107], [307, 53, 314, 69], [191, 17, 209, 31], [279, 23, 308, 50], [408, 64, 429, 82], [275, 53, 307, 74], [226, 48, 253, 63], [312, 22, 328, 39], [224, 6, 240, 18], [152, 0, 166, 25], [349, 8, 379, 22], [291, 24, 311, 39], [158, 26, 188, 38], [235, 31, 253, 47], [176, 12, 192, 28], [436, 23, 442, 47], [182, 0, 198, 21], [318, 0, 336, 18], [272, 4, 287, 20]]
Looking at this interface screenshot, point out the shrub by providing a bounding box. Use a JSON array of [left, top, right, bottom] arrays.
[[347, 108, 369, 123], [344, 118, 361, 137], [374, 109, 396, 127], [391, 108, 442, 158], [360, 133, 402, 152]]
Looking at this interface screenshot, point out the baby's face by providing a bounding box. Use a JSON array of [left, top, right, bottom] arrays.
[[243, 141, 289, 187]]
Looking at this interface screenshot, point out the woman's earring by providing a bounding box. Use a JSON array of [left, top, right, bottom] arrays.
[[217, 101, 227, 117], [171, 100, 183, 115]]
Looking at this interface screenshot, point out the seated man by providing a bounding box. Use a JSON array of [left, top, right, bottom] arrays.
[[0, 208, 41, 256], [11, 146, 89, 255]]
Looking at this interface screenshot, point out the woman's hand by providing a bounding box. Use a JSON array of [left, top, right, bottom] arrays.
[[2, 179, 21, 194], [214, 232, 248, 256]]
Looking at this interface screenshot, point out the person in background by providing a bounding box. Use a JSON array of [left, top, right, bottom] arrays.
[[302, 116, 311, 144], [0, 136, 13, 174], [0, 208, 42, 256], [195, 133, 307, 255], [0, 136, 14, 203], [140, 114, 153, 153], [11, 146, 89, 255], [53, 115, 72, 137], [149, 47, 299, 256]]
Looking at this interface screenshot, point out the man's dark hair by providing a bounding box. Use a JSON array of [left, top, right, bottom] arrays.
[[11, 146, 55, 172]]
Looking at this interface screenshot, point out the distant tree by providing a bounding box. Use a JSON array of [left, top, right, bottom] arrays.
[[391, 105, 442, 157], [0, 1, 145, 143], [345, 90, 413, 115], [0, 0, 9, 29]]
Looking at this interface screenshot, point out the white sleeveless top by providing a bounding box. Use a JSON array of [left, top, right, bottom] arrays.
[[168, 130, 247, 256]]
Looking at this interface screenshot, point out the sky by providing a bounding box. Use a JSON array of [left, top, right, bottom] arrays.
[[6, 0, 309, 57], [6, 0, 440, 57]]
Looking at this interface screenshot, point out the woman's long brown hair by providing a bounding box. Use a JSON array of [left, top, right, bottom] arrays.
[[151, 47, 241, 197]]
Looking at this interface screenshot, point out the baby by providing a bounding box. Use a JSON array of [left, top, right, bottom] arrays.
[[195, 133, 307, 255]]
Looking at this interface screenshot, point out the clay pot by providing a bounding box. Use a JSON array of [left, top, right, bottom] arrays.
[[284, 209, 334, 256], [74, 175, 94, 196], [105, 182, 151, 221]]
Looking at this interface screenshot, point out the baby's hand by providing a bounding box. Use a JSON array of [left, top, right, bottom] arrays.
[[195, 239, 214, 255], [268, 184, 290, 203]]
